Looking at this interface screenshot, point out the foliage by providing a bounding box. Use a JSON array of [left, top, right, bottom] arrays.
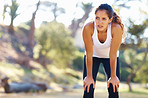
[[134, 60, 148, 83], [120, 68, 130, 81], [119, 18, 148, 91], [34, 21, 76, 68], [8, 0, 19, 26], [120, 46, 147, 80], [128, 19, 147, 38], [72, 51, 84, 71]]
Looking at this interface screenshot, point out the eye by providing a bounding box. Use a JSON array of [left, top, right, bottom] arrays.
[[102, 18, 106, 20], [96, 17, 99, 19]]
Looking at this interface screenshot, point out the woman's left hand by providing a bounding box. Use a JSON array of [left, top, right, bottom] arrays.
[[107, 76, 120, 93]]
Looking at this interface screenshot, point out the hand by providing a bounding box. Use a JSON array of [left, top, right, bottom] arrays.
[[107, 76, 120, 93], [83, 76, 95, 93]]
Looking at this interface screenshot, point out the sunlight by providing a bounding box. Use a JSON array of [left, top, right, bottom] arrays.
[[144, 28, 148, 37], [0, 0, 147, 27]]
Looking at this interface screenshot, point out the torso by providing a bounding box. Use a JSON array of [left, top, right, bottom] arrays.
[[85, 21, 119, 58]]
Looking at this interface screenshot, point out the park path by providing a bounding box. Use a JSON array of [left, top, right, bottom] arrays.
[[0, 82, 148, 98], [0, 89, 148, 98]]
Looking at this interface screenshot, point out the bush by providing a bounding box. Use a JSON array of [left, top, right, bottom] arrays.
[[34, 21, 76, 68], [72, 51, 84, 71], [120, 68, 130, 81]]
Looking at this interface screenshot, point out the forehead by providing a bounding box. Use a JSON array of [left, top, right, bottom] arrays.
[[95, 10, 108, 17]]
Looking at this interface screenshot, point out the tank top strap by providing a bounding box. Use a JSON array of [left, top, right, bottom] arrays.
[[92, 22, 97, 38], [107, 23, 112, 39]]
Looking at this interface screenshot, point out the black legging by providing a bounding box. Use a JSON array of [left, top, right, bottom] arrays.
[[83, 55, 120, 98]]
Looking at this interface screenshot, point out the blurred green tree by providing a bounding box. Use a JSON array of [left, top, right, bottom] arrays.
[[34, 21, 76, 68], [8, 0, 19, 33], [72, 51, 84, 70], [135, 60, 148, 83], [120, 19, 148, 92]]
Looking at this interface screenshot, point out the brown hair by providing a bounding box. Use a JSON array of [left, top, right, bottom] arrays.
[[112, 11, 124, 30], [95, 4, 126, 41]]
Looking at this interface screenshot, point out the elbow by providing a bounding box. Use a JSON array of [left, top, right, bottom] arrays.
[[86, 53, 93, 58], [109, 53, 117, 60]]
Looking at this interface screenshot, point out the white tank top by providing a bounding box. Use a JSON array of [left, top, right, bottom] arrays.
[[92, 22, 119, 58]]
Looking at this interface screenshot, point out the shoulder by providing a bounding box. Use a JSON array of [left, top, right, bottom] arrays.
[[111, 23, 123, 36], [83, 21, 94, 35], [111, 23, 122, 31]]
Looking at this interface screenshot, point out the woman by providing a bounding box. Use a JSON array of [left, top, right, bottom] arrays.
[[82, 3, 126, 98]]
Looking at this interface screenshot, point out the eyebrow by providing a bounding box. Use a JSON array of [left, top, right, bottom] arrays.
[[95, 16, 108, 18]]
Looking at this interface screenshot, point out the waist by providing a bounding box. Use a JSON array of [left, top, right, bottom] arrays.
[[84, 47, 119, 58], [84, 49, 119, 58]]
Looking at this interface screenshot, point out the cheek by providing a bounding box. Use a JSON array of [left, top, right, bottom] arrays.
[[104, 20, 110, 24], [104, 22, 109, 26], [95, 19, 99, 23]]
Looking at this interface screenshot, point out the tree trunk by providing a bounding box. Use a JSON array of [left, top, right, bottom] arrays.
[[126, 71, 135, 92], [126, 44, 148, 92], [29, 0, 40, 48], [8, 19, 14, 34], [127, 80, 132, 92], [69, 5, 92, 38]]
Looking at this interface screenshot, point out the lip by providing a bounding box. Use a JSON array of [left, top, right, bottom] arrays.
[[98, 25, 103, 28]]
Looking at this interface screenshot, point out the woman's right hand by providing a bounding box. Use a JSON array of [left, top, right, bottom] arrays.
[[83, 76, 95, 93]]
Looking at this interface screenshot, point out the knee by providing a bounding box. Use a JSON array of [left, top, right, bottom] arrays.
[[108, 83, 119, 98], [83, 84, 94, 98], [108, 83, 118, 93]]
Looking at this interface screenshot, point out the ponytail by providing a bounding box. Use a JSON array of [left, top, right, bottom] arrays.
[[112, 11, 126, 42], [112, 12, 123, 30]]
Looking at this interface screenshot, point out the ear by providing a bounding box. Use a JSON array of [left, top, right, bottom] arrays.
[[109, 17, 113, 23]]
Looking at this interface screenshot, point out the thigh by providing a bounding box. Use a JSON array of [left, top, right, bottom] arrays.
[[102, 57, 120, 80], [83, 55, 101, 82]]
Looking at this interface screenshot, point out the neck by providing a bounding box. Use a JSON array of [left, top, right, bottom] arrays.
[[97, 25, 108, 33], [98, 29, 107, 33]]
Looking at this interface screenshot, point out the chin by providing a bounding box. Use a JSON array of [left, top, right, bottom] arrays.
[[97, 28, 105, 32]]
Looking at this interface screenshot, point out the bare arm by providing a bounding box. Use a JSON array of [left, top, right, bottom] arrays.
[[110, 24, 122, 77], [82, 22, 95, 93], [108, 23, 122, 92], [82, 23, 93, 77]]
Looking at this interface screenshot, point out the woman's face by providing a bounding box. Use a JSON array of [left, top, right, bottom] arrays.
[[95, 10, 112, 32]]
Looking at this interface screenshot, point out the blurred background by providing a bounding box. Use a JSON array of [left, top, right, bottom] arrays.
[[0, 0, 148, 98]]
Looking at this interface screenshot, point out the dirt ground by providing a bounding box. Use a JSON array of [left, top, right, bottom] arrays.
[[0, 82, 148, 98], [0, 89, 148, 98]]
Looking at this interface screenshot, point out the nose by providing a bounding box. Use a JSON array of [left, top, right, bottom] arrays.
[[98, 19, 102, 24]]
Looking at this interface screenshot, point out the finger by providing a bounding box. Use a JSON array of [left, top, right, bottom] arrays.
[[93, 82, 95, 88], [116, 84, 118, 92], [84, 84, 87, 91], [83, 82, 86, 88], [107, 81, 110, 88], [87, 84, 90, 93], [83, 83, 85, 88], [113, 84, 115, 93]]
